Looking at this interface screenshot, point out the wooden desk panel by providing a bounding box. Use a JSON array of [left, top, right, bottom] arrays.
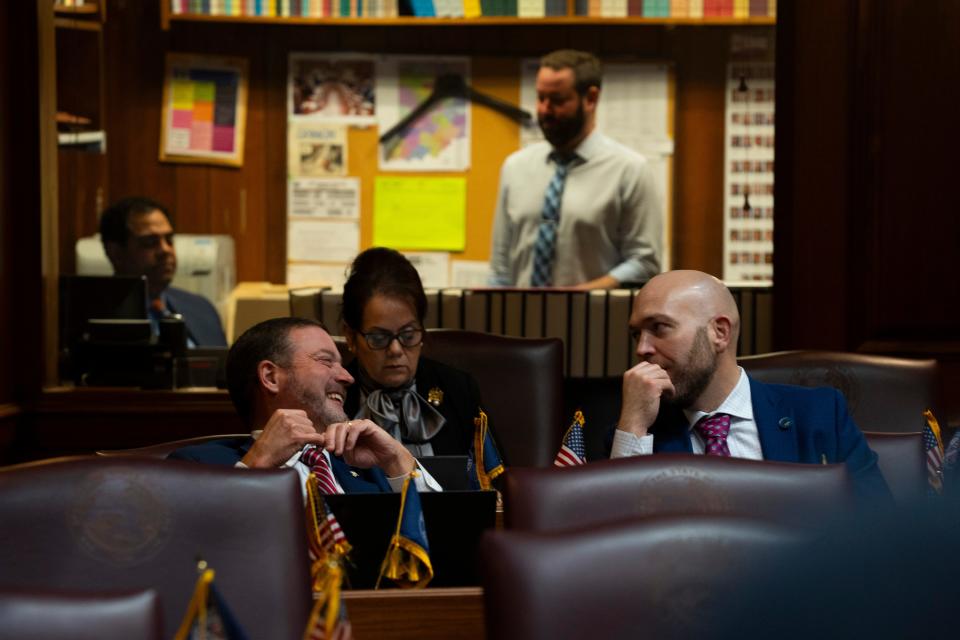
[[20, 387, 244, 461], [343, 587, 484, 640]]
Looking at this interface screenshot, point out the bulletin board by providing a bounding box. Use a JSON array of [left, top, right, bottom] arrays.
[[284, 55, 674, 289]]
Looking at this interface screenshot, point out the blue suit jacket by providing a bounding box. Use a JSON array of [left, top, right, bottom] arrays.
[[647, 377, 891, 503], [167, 437, 393, 493], [165, 286, 227, 347]]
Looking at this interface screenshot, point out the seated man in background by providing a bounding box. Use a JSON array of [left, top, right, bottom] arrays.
[[100, 196, 227, 347], [611, 269, 890, 502], [170, 317, 440, 493]]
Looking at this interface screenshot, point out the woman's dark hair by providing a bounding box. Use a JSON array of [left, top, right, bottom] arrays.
[[341, 247, 427, 331]]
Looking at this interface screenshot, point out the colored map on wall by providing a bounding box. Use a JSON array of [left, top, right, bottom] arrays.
[[376, 56, 470, 172], [168, 70, 237, 153], [161, 55, 246, 166]]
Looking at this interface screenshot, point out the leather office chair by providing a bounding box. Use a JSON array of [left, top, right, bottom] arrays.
[[423, 329, 565, 468], [505, 454, 855, 533], [865, 431, 926, 503], [0, 588, 161, 640], [482, 514, 807, 640], [0, 457, 312, 640], [739, 350, 939, 433], [96, 433, 249, 458]]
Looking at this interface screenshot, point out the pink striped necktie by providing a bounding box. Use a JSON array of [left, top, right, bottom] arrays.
[[300, 446, 341, 494], [694, 413, 732, 457]]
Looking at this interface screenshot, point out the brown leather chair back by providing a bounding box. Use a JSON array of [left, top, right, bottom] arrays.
[[0, 457, 312, 640], [423, 329, 564, 467], [0, 589, 161, 640], [482, 514, 807, 640], [739, 350, 938, 433], [96, 434, 250, 458], [865, 431, 927, 503], [505, 454, 855, 533]]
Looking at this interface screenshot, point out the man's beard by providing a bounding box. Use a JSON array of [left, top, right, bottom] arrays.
[[539, 99, 586, 149], [289, 377, 347, 429], [665, 327, 718, 409]]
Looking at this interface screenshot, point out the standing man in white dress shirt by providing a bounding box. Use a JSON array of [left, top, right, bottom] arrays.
[[169, 317, 440, 493], [488, 49, 662, 289], [610, 270, 890, 502]]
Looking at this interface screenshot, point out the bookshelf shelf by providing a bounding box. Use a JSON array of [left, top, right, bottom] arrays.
[[53, 4, 101, 15], [54, 17, 103, 31], [163, 13, 773, 28]]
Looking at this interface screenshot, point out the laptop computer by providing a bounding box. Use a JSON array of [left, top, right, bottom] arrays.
[[323, 490, 497, 588], [418, 455, 471, 490]]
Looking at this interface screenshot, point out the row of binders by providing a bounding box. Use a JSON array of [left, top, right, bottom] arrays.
[[170, 0, 775, 18], [292, 286, 772, 378]]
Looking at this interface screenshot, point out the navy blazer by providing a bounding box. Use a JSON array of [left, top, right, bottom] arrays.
[[165, 286, 228, 347], [167, 437, 393, 493], [645, 377, 891, 503]]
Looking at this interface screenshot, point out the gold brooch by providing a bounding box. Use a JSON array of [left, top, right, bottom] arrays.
[[427, 387, 443, 407]]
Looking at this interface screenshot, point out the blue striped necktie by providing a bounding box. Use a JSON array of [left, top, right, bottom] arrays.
[[531, 153, 576, 287]]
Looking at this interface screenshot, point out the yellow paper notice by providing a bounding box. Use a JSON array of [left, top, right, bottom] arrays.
[[373, 177, 466, 251]]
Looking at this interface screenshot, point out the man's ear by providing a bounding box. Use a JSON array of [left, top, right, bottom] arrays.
[[258, 360, 282, 395], [710, 315, 733, 351], [583, 85, 600, 113]]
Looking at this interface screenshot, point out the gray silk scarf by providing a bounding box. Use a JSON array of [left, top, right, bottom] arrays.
[[354, 366, 445, 457]]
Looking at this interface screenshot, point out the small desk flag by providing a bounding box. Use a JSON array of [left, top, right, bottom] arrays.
[[174, 562, 249, 640], [469, 408, 505, 490], [554, 410, 587, 467], [923, 409, 945, 494], [377, 470, 433, 589], [303, 473, 351, 640]]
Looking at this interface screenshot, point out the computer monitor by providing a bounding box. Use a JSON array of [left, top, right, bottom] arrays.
[[59, 275, 149, 353]]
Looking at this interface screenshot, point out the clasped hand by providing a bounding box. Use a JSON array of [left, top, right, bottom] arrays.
[[241, 409, 415, 478]]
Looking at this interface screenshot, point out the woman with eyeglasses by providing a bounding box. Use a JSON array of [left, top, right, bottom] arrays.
[[341, 247, 488, 457]]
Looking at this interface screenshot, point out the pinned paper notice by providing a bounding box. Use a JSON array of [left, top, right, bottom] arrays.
[[373, 176, 466, 251]]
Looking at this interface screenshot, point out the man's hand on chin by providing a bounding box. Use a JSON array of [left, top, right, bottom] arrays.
[[618, 361, 675, 437]]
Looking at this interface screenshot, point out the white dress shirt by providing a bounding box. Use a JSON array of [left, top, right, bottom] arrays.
[[488, 130, 663, 286], [611, 368, 764, 460]]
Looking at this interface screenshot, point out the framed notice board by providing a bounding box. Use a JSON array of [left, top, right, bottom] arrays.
[[160, 53, 248, 167]]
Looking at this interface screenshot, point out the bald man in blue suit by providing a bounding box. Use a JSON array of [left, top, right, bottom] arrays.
[[610, 270, 890, 503]]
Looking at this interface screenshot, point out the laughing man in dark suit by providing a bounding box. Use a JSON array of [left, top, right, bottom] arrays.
[[169, 317, 440, 494]]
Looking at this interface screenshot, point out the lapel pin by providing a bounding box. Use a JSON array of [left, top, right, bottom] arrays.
[[350, 470, 359, 477], [427, 387, 443, 407], [778, 417, 793, 430]]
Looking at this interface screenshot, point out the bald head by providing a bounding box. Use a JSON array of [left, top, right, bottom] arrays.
[[638, 270, 740, 339]]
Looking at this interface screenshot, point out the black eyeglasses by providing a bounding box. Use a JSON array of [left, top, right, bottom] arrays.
[[357, 328, 424, 350]]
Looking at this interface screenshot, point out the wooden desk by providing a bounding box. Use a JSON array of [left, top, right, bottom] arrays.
[[343, 587, 484, 640], [19, 386, 244, 461]]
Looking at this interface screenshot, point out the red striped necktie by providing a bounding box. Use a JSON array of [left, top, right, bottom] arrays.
[[300, 446, 341, 494]]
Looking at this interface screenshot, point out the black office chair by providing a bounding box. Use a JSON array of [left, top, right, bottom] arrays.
[[0, 456, 312, 640], [423, 329, 565, 468], [0, 588, 161, 640], [482, 514, 807, 640], [864, 431, 927, 503], [739, 350, 939, 433], [96, 433, 249, 459], [505, 454, 855, 533]]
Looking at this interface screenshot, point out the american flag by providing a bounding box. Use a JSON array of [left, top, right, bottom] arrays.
[[305, 475, 351, 561], [554, 410, 587, 467], [923, 409, 945, 493]]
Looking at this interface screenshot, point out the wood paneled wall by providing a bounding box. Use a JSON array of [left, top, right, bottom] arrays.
[[775, 0, 960, 424], [56, 0, 772, 285]]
